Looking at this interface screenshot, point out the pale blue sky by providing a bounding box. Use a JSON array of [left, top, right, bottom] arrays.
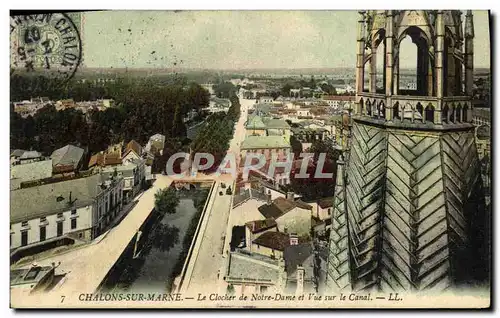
[[81, 11, 490, 69]]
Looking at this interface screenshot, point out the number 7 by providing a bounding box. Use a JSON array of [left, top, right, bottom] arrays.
[[61, 295, 66, 303]]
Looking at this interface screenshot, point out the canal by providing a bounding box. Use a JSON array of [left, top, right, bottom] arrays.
[[100, 182, 213, 293]]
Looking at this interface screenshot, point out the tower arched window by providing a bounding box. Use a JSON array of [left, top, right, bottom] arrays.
[[367, 100, 372, 116], [449, 105, 455, 123], [424, 104, 435, 123], [442, 104, 449, 123], [380, 102, 386, 118], [416, 103, 424, 122], [462, 104, 469, 122], [393, 103, 400, 120], [455, 105, 462, 123]]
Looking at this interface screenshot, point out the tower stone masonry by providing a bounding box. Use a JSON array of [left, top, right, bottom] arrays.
[[327, 10, 489, 292]]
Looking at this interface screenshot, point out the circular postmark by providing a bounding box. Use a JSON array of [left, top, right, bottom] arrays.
[[10, 13, 82, 86]]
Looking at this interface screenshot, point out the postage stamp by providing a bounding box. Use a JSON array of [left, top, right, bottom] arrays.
[[10, 13, 82, 86], [8, 10, 491, 309]]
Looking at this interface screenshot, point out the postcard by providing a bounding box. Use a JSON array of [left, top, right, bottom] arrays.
[[9, 10, 491, 309]]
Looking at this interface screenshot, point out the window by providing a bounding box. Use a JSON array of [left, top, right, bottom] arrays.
[[78, 233, 83, 239], [71, 218, 77, 230], [57, 213, 63, 218], [40, 217, 47, 222], [328, 208, 332, 215], [40, 226, 46, 241], [71, 209, 77, 215], [57, 222, 63, 237], [260, 286, 268, 294], [21, 231, 28, 246], [21, 221, 28, 227]]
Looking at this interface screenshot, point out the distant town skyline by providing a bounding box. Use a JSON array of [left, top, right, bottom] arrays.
[[81, 11, 491, 70]]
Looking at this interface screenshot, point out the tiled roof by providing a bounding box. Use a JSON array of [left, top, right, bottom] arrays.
[[10, 159, 53, 182], [10, 174, 103, 223], [263, 118, 290, 129], [226, 251, 280, 283], [88, 152, 122, 168], [322, 95, 355, 101], [125, 140, 142, 157], [252, 231, 290, 251], [245, 218, 277, 234], [50, 145, 84, 169], [318, 196, 334, 209], [19, 151, 42, 160], [258, 197, 312, 219], [10, 149, 26, 158], [240, 136, 290, 150], [246, 114, 267, 129]]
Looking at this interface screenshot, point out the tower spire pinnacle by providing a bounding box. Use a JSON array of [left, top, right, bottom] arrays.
[[465, 10, 475, 38]]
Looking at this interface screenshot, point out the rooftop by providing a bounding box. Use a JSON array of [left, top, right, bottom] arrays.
[[50, 145, 84, 169], [240, 136, 291, 150], [124, 140, 142, 157], [10, 174, 104, 224], [258, 197, 312, 219], [19, 151, 43, 160], [252, 231, 290, 251], [246, 114, 267, 129], [10, 159, 53, 183], [263, 118, 290, 129], [88, 152, 123, 168], [317, 196, 334, 209], [245, 218, 277, 234], [11, 149, 27, 158], [226, 251, 280, 283]]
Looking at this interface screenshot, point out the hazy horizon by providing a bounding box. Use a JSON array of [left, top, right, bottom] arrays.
[[82, 11, 491, 70]]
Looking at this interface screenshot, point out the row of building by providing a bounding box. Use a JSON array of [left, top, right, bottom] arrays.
[[12, 97, 115, 118], [221, 95, 345, 296], [226, 178, 335, 295], [9, 133, 168, 255]]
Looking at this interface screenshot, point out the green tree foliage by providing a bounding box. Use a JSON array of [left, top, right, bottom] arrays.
[[281, 83, 295, 96], [144, 223, 180, 253], [320, 83, 337, 95], [10, 77, 210, 156], [171, 104, 187, 138], [154, 187, 180, 214], [287, 139, 340, 201], [290, 135, 303, 158], [213, 81, 237, 98], [190, 94, 241, 172]]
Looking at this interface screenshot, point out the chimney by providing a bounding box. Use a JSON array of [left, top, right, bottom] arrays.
[[286, 191, 294, 201], [289, 233, 298, 246], [267, 190, 272, 205], [252, 221, 256, 232]]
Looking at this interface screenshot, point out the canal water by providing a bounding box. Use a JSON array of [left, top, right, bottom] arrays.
[[102, 182, 212, 293]]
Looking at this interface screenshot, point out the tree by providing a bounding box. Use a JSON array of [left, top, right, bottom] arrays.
[[320, 83, 337, 95], [154, 187, 180, 214], [145, 223, 180, 252], [288, 139, 340, 201], [290, 135, 303, 158], [309, 75, 316, 89], [281, 83, 294, 96], [171, 104, 187, 138], [213, 82, 236, 98]]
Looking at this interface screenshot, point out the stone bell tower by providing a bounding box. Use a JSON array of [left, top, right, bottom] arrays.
[[326, 10, 489, 292]]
